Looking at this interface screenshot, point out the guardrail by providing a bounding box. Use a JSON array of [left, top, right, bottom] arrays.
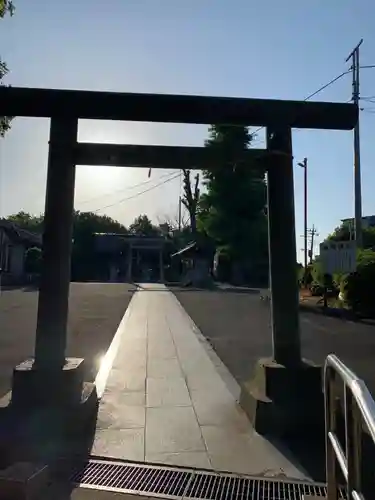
[[324, 354, 375, 500]]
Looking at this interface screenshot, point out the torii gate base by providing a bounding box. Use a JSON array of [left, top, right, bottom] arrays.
[[0, 86, 357, 464]]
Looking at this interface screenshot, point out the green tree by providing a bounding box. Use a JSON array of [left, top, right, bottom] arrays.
[[341, 249, 375, 315], [6, 210, 126, 236], [6, 211, 44, 233], [181, 169, 200, 235], [198, 125, 268, 283], [72, 210, 127, 236], [129, 214, 160, 237], [0, 0, 14, 17], [328, 221, 375, 250], [0, 0, 15, 137], [327, 220, 352, 242]]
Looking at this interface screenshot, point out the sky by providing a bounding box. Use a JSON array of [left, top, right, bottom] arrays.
[[1, 0, 375, 262]]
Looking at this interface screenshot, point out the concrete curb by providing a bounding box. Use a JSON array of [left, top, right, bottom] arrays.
[[298, 302, 375, 325]]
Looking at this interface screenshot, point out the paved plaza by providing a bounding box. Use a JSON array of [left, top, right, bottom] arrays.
[[173, 287, 375, 394], [3, 281, 375, 486], [0, 283, 135, 397]]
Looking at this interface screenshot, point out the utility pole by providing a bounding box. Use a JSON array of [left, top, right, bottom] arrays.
[[307, 225, 318, 264], [298, 158, 308, 284], [346, 39, 363, 248]]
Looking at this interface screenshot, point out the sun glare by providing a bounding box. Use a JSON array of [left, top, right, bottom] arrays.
[[75, 121, 152, 205]]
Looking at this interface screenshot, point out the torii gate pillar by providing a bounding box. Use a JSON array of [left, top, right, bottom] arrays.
[[240, 126, 323, 436]]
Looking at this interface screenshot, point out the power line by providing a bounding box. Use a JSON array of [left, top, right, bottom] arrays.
[[94, 173, 181, 213], [303, 70, 350, 100], [77, 171, 173, 206], [250, 70, 351, 145]]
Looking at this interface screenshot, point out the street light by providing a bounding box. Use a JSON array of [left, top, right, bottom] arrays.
[[298, 158, 308, 286]]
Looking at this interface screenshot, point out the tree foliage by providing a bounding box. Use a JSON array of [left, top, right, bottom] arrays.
[[328, 220, 375, 250], [340, 249, 375, 315], [128, 214, 160, 237], [25, 246, 42, 275], [6, 211, 44, 233], [198, 125, 268, 265], [0, 0, 15, 137], [0, 0, 15, 17], [6, 210, 126, 237], [72, 210, 127, 236]]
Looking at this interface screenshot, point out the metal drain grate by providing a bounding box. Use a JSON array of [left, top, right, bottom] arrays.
[[70, 458, 347, 499], [72, 460, 190, 497]]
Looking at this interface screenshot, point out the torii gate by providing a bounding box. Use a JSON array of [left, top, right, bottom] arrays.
[[0, 87, 357, 445]]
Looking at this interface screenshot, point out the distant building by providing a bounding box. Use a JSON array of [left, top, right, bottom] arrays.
[[0, 219, 42, 285], [93, 233, 168, 283], [171, 241, 214, 287], [341, 215, 375, 230]]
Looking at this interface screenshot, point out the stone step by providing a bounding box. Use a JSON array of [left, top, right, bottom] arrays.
[[0, 462, 49, 500]]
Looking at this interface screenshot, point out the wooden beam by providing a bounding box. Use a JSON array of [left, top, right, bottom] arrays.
[[0, 86, 358, 130], [74, 143, 266, 169]]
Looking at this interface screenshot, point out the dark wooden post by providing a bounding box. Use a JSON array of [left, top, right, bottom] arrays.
[[266, 126, 301, 366], [127, 244, 133, 282], [159, 247, 164, 283], [34, 117, 78, 370]]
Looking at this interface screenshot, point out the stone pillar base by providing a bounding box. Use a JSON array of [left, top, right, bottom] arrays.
[[0, 462, 49, 499], [0, 358, 98, 468], [240, 358, 324, 437], [11, 358, 85, 408]]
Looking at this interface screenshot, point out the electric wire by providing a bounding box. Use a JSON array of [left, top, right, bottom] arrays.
[[94, 172, 181, 213]]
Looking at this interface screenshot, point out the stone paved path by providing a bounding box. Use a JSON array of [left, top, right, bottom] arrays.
[[93, 284, 308, 479]]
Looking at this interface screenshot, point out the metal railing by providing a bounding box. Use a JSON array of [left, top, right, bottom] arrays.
[[324, 354, 375, 500]]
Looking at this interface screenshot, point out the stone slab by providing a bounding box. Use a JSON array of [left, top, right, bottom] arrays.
[[92, 428, 144, 462], [145, 406, 205, 455], [93, 284, 310, 479]]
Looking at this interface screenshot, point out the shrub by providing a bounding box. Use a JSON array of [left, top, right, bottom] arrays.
[[25, 247, 42, 275], [341, 250, 375, 316], [312, 259, 324, 284], [310, 282, 324, 296], [298, 264, 313, 287]]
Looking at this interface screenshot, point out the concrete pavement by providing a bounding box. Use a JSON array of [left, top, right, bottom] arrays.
[[173, 287, 375, 394], [92, 284, 308, 479], [0, 283, 135, 397]]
